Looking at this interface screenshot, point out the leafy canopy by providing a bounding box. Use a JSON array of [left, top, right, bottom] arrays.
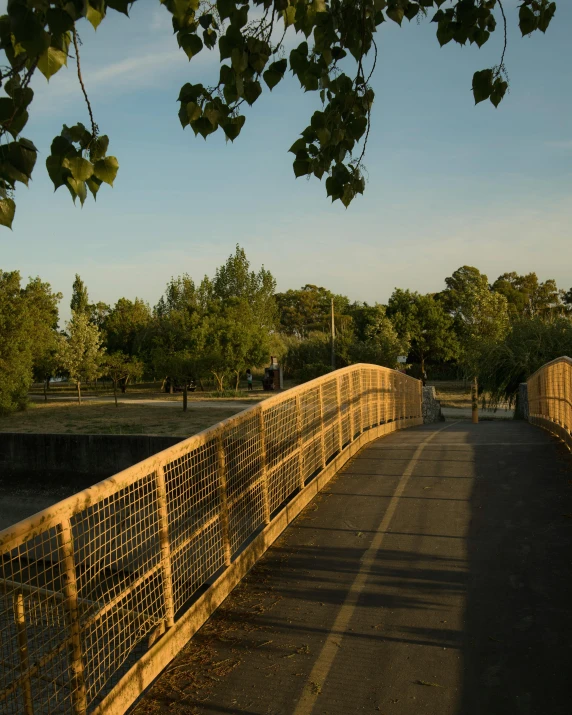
[[0, 0, 557, 227]]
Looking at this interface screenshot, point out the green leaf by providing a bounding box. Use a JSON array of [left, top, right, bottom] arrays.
[[190, 116, 215, 139], [86, 2, 106, 29], [217, 0, 235, 21], [185, 101, 202, 122], [106, 0, 133, 15], [386, 4, 405, 25], [67, 177, 87, 205], [6, 110, 29, 139], [89, 135, 109, 162], [243, 80, 262, 106], [473, 28, 490, 48], [93, 156, 119, 186], [180, 32, 203, 60], [63, 157, 94, 181], [490, 78, 508, 108], [538, 2, 556, 32], [472, 69, 494, 104], [46, 154, 71, 190], [404, 3, 420, 21], [263, 69, 282, 90], [86, 176, 103, 199], [37, 46, 68, 80], [436, 21, 454, 46], [0, 198, 15, 229], [199, 13, 213, 29], [46, 8, 75, 35], [222, 115, 245, 141], [293, 159, 311, 177], [231, 48, 248, 73], [519, 5, 537, 35], [0, 140, 38, 185]]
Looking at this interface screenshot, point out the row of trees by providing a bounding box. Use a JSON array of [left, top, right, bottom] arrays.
[[2, 253, 571, 415]]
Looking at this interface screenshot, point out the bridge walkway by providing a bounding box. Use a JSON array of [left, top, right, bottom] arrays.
[[134, 420, 572, 715]]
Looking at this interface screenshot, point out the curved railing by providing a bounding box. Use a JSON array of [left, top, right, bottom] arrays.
[[0, 364, 422, 714], [527, 356, 572, 450]]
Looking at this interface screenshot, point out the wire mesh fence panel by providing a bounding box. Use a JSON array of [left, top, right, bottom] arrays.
[[339, 373, 351, 446], [164, 439, 223, 613], [0, 364, 422, 715], [528, 357, 572, 445], [224, 413, 265, 554], [321, 377, 339, 463]]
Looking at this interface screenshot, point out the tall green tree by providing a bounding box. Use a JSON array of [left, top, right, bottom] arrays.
[[57, 311, 105, 404], [104, 297, 152, 357], [0, 1, 556, 227], [441, 265, 509, 378], [491, 272, 562, 319], [387, 289, 459, 378], [347, 303, 408, 369], [24, 277, 62, 398], [0, 271, 34, 413], [204, 245, 277, 390], [478, 317, 572, 405], [275, 285, 349, 338], [0, 271, 62, 412], [153, 274, 207, 405], [70, 274, 90, 317], [104, 352, 144, 407]]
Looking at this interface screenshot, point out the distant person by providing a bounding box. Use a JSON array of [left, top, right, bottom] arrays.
[[246, 369, 253, 391]]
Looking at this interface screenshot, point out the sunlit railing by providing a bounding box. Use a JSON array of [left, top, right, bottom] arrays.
[[527, 356, 572, 450], [0, 364, 422, 714]]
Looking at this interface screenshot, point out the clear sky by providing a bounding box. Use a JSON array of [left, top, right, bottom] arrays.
[[2, 1, 571, 319]]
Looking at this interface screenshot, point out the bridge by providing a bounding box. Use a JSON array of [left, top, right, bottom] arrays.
[[1, 361, 571, 714]]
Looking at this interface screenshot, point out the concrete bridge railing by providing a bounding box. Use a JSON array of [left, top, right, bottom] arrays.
[[527, 356, 572, 451], [0, 364, 422, 715]]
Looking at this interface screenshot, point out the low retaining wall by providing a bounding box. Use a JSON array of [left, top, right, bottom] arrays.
[[0, 433, 183, 479]]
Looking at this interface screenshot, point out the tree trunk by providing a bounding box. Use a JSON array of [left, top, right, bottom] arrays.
[[235, 370, 240, 391], [169, 378, 174, 395], [183, 383, 188, 412], [471, 376, 478, 424], [199, 378, 205, 392], [43, 379, 48, 402], [77, 381, 82, 406], [113, 380, 118, 408], [160, 376, 167, 392], [420, 356, 426, 386], [212, 372, 224, 392]]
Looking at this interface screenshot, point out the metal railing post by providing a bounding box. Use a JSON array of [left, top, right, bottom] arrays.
[[318, 384, 326, 469], [258, 408, 271, 524], [59, 519, 88, 715], [336, 375, 343, 452], [14, 591, 33, 715], [217, 436, 232, 566], [156, 466, 175, 629], [349, 371, 356, 440], [296, 394, 305, 489]]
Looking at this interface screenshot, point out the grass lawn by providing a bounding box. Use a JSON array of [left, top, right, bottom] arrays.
[[429, 380, 512, 411], [429, 380, 472, 408], [0, 401, 250, 436]]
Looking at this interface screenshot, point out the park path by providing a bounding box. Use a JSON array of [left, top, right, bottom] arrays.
[[134, 420, 572, 715]]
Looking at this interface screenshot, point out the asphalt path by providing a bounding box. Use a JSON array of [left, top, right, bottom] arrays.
[[135, 420, 572, 715]]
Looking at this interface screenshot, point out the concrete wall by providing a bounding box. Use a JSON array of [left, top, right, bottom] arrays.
[[0, 433, 183, 480]]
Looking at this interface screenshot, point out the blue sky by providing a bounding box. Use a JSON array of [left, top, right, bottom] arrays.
[[2, 1, 571, 319]]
